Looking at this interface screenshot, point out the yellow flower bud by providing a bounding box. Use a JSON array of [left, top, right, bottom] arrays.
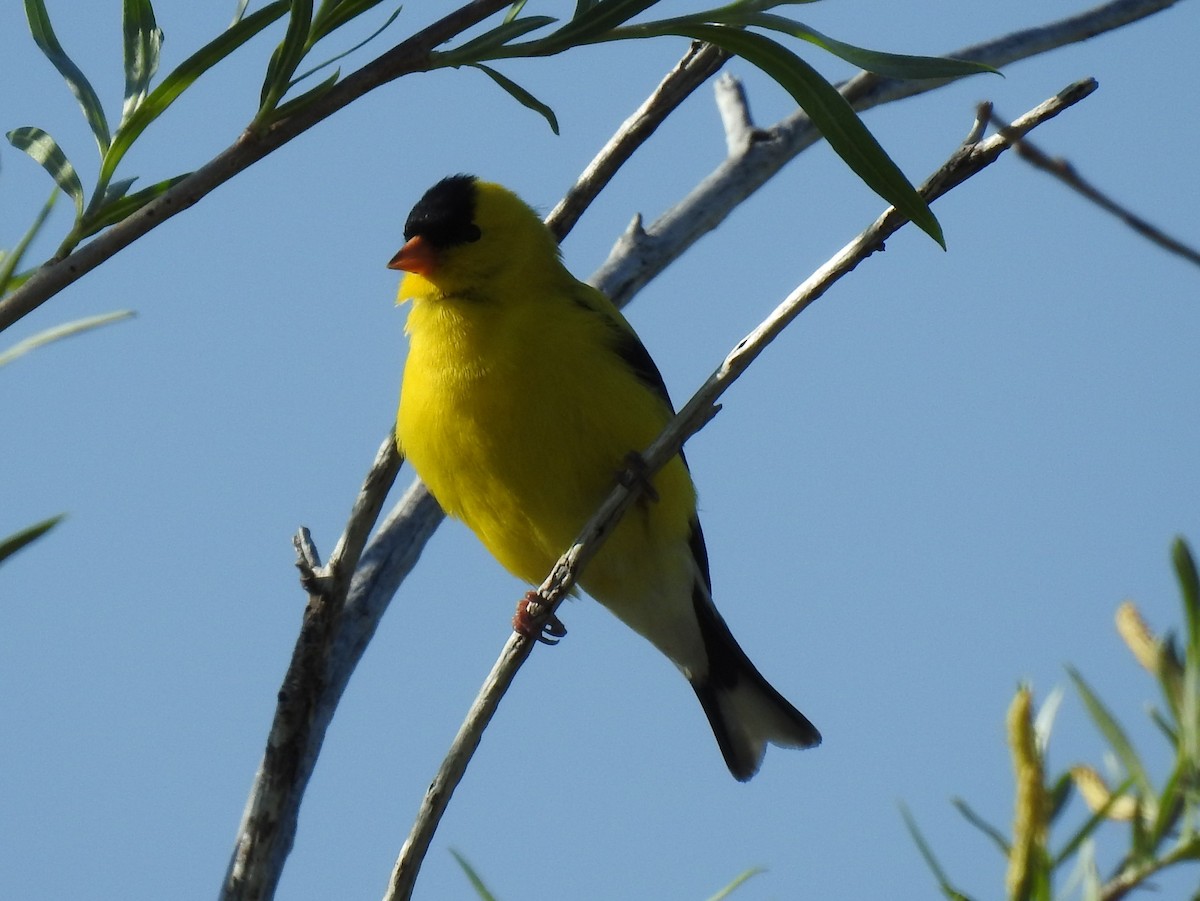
[[1007, 686, 1046, 901], [1069, 764, 1140, 821]]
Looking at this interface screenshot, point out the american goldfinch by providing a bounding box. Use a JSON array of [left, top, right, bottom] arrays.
[[389, 174, 820, 780]]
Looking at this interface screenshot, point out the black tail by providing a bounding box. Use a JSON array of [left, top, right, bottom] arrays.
[[690, 581, 821, 781]]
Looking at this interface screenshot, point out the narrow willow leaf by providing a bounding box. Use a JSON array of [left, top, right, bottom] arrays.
[[267, 71, 339, 123], [310, 0, 391, 44], [554, 0, 660, 45], [705, 867, 765, 901], [101, 176, 139, 206], [260, 0, 315, 111], [0, 310, 134, 367], [1046, 771, 1073, 823], [950, 797, 1009, 854], [291, 6, 403, 88], [0, 190, 56, 295], [471, 63, 559, 134], [24, 0, 112, 155], [1067, 667, 1154, 796], [505, 0, 529, 24], [121, 0, 164, 125], [449, 850, 499, 901], [80, 173, 190, 237], [6, 127, 85, 220], [674, 25, 944, 245], [899, 803, 974, 901], [101, 1, 290, 187], [745, 14, 997, 80], [1148, 759, 1183, 847], [231, 0, 251, 25], [1173, 538, 1199, 657], [441, 15, 557, 64], [0, 515, 65, 565]]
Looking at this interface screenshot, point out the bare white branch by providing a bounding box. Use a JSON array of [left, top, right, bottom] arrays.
[[714, 73, 756, 155]]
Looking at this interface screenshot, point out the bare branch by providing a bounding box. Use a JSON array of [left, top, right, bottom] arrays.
[[382, 78, 1099, 901], [989, 110, 1200, 269], [221, 435, 403, 901], [714, 73, 758, 155], [546, 42, 729, 241]]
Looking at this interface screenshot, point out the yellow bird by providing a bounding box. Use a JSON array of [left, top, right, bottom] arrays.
[[389, 175, 820, 780]]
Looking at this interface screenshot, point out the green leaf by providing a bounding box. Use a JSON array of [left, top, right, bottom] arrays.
[[266, 70, 340, 123], [705, 866, 765, 901], [899, 802, 974, 901], [0, 310, 135, 367], [231, 0, 251, 25], [101, 176, 140, 206], [310, 0, 392, 44], [1046, 771, 1073, 823], [259, 0, 315, 113], [1068, 667, 1154, 797], [471, 63, 559, 134], [951, 797, 1009, 854], [1176, 538, 1200, 799], [24, 0, 112, 155], [0, 190, 57, 295], [1148, 758, 1183, 848], [441, 15, 557, 64], [101, 1, 290, 187], [745, 14, 998, 80], [0, 515, 64, 565], [672, 25, 944, 245], [449, 850, 499, 901], [291, 5, 404, 89], [1173, 538, 1199, 659], [554, 0, 661, 45], [505, 0, 529, 23], [6, 127, 85, 221], [80, 173, 190, 237], [121, 0, 163, 125]]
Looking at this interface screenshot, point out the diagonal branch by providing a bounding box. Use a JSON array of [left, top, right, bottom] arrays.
[[545, 41, 729, 239], [988, 110, 1200, 269], [382, 77, 1099, 901]]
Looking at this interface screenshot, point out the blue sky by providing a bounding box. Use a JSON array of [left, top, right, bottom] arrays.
[[3, 2, 1198, 899]]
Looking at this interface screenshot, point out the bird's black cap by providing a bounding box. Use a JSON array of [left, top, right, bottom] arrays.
[[404, 174, 482, 249]]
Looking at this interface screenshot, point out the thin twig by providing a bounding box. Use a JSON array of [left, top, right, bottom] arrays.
[[545, 41, 729, 240], [382, 77, 1099, 901], [989, 110, 1200, 268], [0, 0, 514, 334]]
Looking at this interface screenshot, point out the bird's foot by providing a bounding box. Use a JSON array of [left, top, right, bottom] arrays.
[[617, 450, 659, 503], [513, 591, 568, 645]]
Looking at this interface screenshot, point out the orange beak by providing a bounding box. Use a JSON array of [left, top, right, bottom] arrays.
[[387, 235, 437, 276]]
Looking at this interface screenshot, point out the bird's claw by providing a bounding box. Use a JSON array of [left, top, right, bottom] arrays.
[[513, 591, 567, 645]]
